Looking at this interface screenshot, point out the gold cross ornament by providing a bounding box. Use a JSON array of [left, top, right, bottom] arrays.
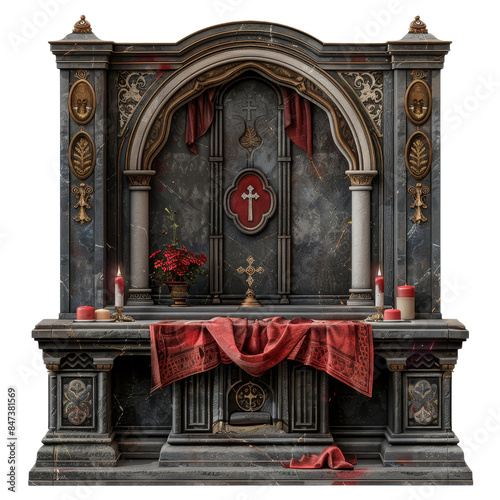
[[237, 256, 264, 307]]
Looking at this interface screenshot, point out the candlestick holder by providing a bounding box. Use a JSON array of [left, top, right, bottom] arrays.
[[365, 306, 384, 322], [112, 306, 135, 322]]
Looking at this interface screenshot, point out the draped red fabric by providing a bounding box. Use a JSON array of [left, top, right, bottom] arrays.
[[282, 87, 313, 159], [185, 88, 216, 154], [150, 317, 373, 396], [282, 446, 356, 470]]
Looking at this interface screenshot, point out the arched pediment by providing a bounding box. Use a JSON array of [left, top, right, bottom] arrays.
[[125, 45, 376, 174]]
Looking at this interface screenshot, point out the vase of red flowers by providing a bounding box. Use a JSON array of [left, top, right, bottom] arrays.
[[150, 208, 208, 306], [150, 243, 207, 306]]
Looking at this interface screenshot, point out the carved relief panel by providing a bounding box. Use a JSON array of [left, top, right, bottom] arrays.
[[69, 131, 96, 180], [58, 374, 96, 430], [407, 377, 440, 427], [405, 79, 432, 126], [68, 77, 96, 126]]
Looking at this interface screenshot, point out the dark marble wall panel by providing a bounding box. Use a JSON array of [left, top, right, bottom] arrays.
[[112, 356, 172, 429], [150, 106, 211, 297], [105, 72, 120, 306], [329, 356, 388, 427], [68, 71, 96, 312], [290, 105, 350, 296], [222, 78, 279, 297], [382, 71, 395, 306], [406, 70, 433, 313]]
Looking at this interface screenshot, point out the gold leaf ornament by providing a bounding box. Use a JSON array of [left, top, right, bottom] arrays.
[[409, 139, 428, 176], [405, 131, 432, 181], [239, 126, 262, 152], [69, 131, 96, 180]]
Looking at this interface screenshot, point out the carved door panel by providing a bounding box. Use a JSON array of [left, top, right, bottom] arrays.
[[210, 76, 290, 302]]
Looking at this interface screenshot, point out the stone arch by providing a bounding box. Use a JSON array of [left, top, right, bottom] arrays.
[[125, 49, 376, 174]]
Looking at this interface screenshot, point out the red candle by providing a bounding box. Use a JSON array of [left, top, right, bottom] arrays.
[[397, 285, 415, 297], [76, 306, 95, 320], [384, 308, 401, 320]]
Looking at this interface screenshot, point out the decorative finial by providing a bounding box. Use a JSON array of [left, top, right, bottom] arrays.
[[408, 16, 428, 34], [73, 15, 92, 34]]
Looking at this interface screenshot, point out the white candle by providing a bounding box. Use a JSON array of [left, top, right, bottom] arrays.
[[375, 273, 384, 308], [115, 269, 124, 308]]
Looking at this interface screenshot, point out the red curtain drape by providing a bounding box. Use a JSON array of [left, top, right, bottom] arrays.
[[185, 88, 216, 154], [282, 87, 313, 159]]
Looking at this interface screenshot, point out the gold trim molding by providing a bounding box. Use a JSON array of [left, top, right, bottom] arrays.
[[346, 170, 378, 186], [124, 169, 156, 186]]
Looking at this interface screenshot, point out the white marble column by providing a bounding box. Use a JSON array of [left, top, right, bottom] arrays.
[[123, 170, 155, 305], [346, 170, 377, 305]]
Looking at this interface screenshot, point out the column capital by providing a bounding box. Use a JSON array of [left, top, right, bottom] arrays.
[[123, 169, 156, 187], [345, 170, 378, 187]]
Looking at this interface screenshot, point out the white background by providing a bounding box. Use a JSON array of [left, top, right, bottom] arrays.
[[1, 1, 499, 499]]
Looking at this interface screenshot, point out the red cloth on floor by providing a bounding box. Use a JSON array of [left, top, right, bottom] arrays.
[[185, 88, 216, 154], [282, 88, 313, 159], [283, 446, 356, 469], [150, 317, 373, 396]]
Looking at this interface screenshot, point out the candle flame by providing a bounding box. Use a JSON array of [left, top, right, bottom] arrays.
[[117, 265, 122, 277]]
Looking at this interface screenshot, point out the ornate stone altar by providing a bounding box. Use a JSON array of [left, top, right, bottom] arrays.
[[29, 16, 472, 485]]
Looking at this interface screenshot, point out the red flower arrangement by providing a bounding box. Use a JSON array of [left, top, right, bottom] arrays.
[[150, 244, 207, 285], [150, 207, 207, 285]]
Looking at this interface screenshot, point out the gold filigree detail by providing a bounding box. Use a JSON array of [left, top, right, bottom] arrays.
[[341, 72, 383, 134], [73, 15, 92, 34], [346, 170, 377, 186], [126, 175, 153, 186], [72, 183, 93, 225], [114, 72, 156, 136], [405, 131, 432, 180], [389, 364, 405, 372], [75, 70, 89, 80], [236, 382, 265, 412], [411, 70, 429, 81], [408, 182, 430, 225], [408, 15, 428, 34]]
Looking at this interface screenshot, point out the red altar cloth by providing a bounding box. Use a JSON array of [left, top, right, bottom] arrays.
[[282, 446, 356, 469], [150, 317, 373, 397]]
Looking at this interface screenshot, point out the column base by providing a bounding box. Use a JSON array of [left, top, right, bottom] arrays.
[[35, 431, 120, 467], [127, 289, 154, 305], [347, 289, 373, 306], [380, 439, 469, 468]]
